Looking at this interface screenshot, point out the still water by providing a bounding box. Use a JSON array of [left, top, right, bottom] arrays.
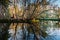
[[8, 27, 60, 40], [8, 20, 60, 40]]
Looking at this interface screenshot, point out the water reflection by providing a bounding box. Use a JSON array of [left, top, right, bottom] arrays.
[[8, 26, 60, 40]]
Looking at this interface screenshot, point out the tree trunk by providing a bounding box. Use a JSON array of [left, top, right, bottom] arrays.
[[0, 4, 10, 40]]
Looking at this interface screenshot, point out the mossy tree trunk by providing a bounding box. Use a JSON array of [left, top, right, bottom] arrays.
[[0, 0, 10, 40]]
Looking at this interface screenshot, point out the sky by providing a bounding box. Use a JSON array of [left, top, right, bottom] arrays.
[[54, 0, 60, 7], [9, 0, 60, 7], [31, 0, 60, 7]]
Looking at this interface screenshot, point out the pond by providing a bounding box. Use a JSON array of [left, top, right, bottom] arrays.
[[8, 27, 60, 40]]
